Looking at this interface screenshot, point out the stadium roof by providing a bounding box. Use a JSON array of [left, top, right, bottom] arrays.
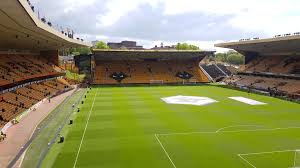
[[0, 0, 91, 51], [93, 49, 215, 60], [215, 35, 300, 55]]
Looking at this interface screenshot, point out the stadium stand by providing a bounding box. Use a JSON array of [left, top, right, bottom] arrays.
[[0, 78, 71, 127], [0, 0, 90, 134], [242, 56, 300, 84], [94, 60, 209, 84], [216, 35, 300, 100], [224, 75, 300, 96], [244, 55, 300, 74], [0, 54, 64, 88], [0, 0, 92, 167], [93, 50, 213, 84]]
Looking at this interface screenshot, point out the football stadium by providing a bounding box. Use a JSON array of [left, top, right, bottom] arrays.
[[1, 0, 300, 168]]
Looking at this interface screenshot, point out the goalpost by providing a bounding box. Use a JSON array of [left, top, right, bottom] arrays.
[[182, 79, 197, 85], [149, 80, 164, 85]]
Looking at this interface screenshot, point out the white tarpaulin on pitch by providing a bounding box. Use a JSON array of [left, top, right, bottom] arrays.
[[229, 97, 267, 105], [161, 95, 218, 106]]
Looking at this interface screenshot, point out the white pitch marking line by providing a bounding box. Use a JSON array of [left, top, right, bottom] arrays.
[[73, 88, 98, 168], [238, 154, 257, 168], [238, 149, 300, 168], [294, 150, 298, 167], [157, 126, 300, 136], [215, 125, 264, 133], [239, 149, 298, 156], [155, 134, 177, 168], [156, 125, 300, 168]]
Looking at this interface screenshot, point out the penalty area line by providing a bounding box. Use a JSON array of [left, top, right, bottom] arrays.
[[215, 125, 264, 133], [239, 149, 298, 156], [238, 149, 300, 168], [155, 134, 177, 168], [238, 154, 257, 168], [73, 88, 98, 168], [157, 126, 300, 136], [156, 125, 300, 168]]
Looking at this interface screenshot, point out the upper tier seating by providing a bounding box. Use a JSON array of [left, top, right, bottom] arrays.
[[0, 54, 63, 87], [245, 55, 300, 74], [94, 60, 209, 84]]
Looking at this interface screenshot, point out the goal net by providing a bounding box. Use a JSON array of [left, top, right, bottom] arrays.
[[149, 80, 164, 85]]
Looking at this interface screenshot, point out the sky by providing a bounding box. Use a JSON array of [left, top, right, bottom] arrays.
[[31, 0, 300, 52]]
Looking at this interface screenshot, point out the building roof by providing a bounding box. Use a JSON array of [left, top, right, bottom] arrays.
[[215, 34, 300, 55], [0, 0, 91, 51], [92, 49, 215, 60]]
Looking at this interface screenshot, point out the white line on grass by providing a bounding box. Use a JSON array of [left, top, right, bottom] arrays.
[[239, 149, 298, 156], [155, 134, 177, 168], [238, 154, 257, 168], [215, 125, 264, 133], [157, 126, 300, 168], [157, 126, 300, 136], [294, 150, 298, 167], [73, 89, 98, 168], [238, 149, 300, 168]]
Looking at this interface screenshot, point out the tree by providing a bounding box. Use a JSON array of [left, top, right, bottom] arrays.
[[215, 53, 227, 62], [227, 53, 244, 65], [95, 41, 110, 49], [175, 43, 200, 50], [69, 47, 91, 56], [215, 50, 244, 65], [78, 47, 92, 55]]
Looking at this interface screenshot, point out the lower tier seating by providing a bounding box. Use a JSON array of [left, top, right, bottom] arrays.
[[223, 75, 300, 96], [94, 60, 209, 84], [0, 78, 71, 128]]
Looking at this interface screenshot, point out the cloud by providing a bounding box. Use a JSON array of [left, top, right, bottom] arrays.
[[63, 0, 97, 13], [97, 3, 259, 41], [98, 0, 161, 26], [162, 0, 300, 35], [30, 0, 300, 52], [31, 0, 108, 35]]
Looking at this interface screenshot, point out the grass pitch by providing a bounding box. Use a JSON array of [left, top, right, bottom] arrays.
[[42, 85, 300, 168]]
